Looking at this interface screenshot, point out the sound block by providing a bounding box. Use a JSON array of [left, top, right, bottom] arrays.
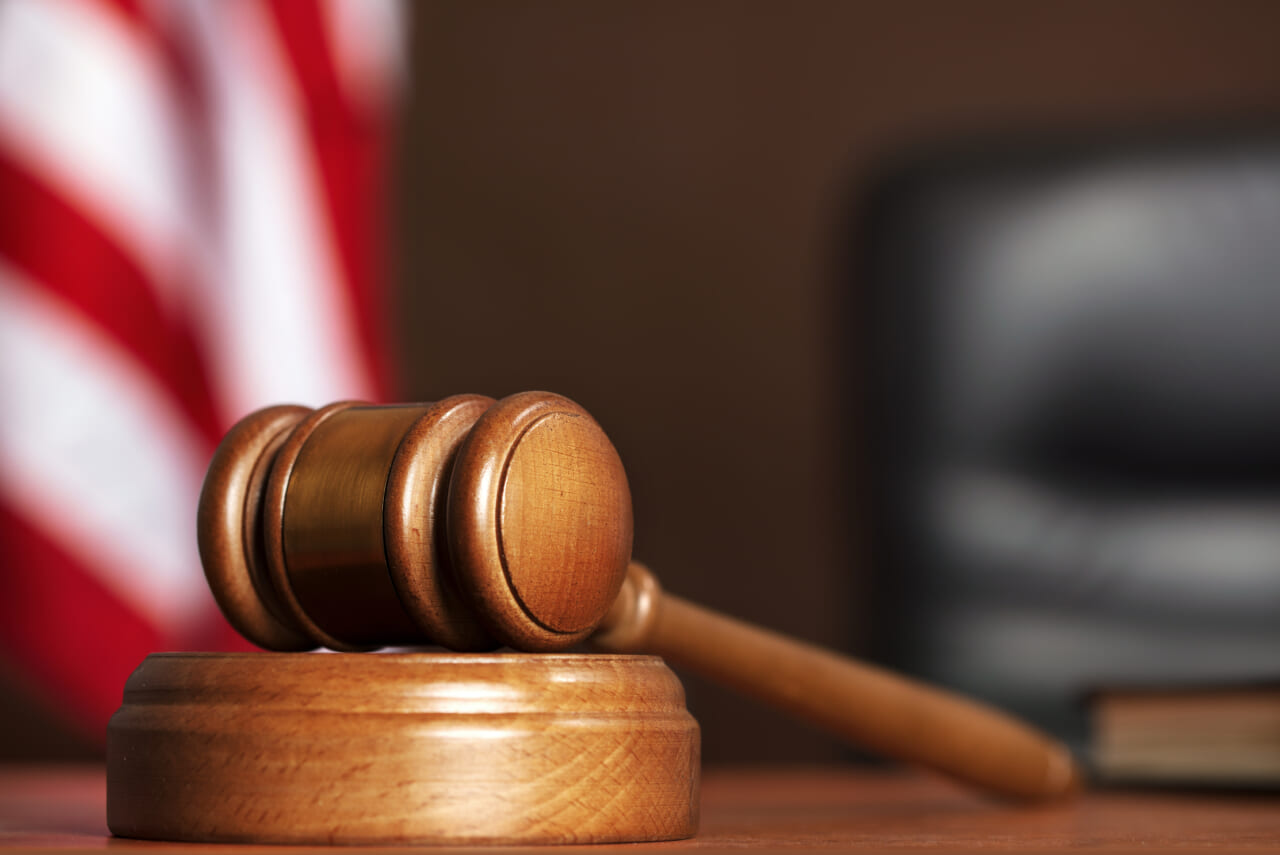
[[107, 653, 699, 845]]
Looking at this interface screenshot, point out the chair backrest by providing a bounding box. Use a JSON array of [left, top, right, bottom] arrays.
[[853, 132, 1280, 745]]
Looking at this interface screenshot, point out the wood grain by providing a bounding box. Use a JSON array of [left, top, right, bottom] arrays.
[[106, 653, 698, 845], [260, 401, 364, 651], [17, 766, 1280, 852], [280, 404, 427, 648], [197, 391, 1077, 805], [594, 563, 1077, 802], [384, 394, 497, 651], [196, 404, 313, 651], [199, 391, 632, 653], [448, 391, 633, 650]]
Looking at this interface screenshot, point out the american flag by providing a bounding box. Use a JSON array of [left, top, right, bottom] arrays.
[[0, 0, 402, 741]]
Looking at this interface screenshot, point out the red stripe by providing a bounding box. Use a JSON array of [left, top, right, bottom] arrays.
[[89, 0, 223, 251], [0, 0, 354, 746], [0, 505, 255, 743], [0, 149, 223, 446], [94, 0, 145, 25], [265, 0, 396, 401], [0, 504, 160, 743]]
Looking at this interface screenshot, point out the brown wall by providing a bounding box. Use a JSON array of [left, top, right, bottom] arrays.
[[397, 0, 1280, 765]]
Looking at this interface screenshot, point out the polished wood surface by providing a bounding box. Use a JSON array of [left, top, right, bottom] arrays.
[[268, 401, 422, 650], [197, 391, 1077, 801], [196, 404, 312, 652], [596, 564, 1076, 802], [448, 391, 633, 650], [106, 653, 697, 845], [198, 391, 632, 653], [384, 394, 499, 651], [10, 766, 1280, 852]]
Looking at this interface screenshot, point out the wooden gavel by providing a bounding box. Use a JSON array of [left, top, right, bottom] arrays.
[[198, 391, 1079, 802]]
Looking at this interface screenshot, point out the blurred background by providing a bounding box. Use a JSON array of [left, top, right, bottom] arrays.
[[3, 0, 1280, 767]]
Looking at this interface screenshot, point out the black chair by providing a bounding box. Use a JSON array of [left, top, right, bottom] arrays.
[[852, 131, 1280, 749]]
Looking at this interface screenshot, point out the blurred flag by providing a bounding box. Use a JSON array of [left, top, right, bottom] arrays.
[[0, 0, 403, 740]]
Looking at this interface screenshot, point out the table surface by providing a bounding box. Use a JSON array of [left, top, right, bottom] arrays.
[[1, 766, 1278, 853]]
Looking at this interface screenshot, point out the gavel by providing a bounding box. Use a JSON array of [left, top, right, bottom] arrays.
[[198, 390, 1078, 802]]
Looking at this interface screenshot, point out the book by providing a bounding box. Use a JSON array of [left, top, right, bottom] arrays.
[[1090, 684, 1280, 788]]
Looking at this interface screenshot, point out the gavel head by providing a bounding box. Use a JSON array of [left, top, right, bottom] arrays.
[[197, 392, 634, 653]]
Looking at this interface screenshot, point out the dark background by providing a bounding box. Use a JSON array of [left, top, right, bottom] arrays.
[[395, 0, 1280, 765]]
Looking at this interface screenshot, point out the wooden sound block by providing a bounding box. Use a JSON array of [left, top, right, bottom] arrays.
[[106, 652, 700, 845]]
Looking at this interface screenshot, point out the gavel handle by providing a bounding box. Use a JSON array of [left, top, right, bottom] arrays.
[[591, 563, 1079, 802]]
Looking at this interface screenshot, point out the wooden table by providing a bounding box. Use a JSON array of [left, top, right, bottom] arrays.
[[2, 766, 1278, 852]]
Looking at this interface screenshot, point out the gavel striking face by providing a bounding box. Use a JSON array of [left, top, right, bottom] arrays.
[[198, 391, 634, 654], [199, 390, 1079, 803]]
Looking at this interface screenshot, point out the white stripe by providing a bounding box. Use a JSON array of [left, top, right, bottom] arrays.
[[324, 0, 409, 108], [0, 261, 215, 632], [179, 1, 377, 419], [0, 0, 192, 311]]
